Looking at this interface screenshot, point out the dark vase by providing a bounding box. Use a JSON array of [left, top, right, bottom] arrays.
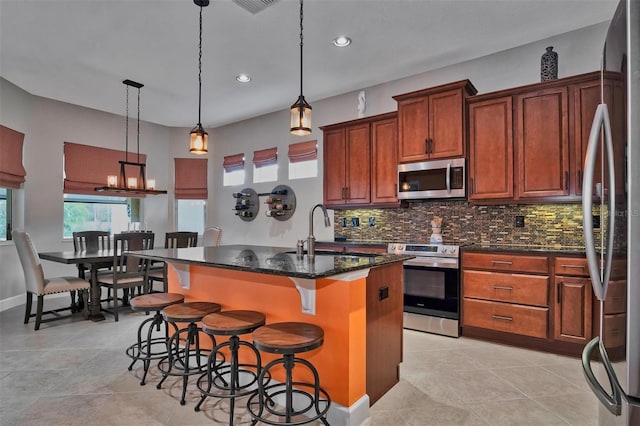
[[541, 46, 558, 81]]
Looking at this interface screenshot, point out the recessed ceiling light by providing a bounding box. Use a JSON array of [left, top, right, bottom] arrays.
[[332, 36, 351, 47], [236, 74, 251, 83]]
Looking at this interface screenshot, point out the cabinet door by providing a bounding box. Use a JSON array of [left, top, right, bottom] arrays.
[[429, 88, 465, 159], [371, 117, 399, 204], [468, 96, 513, 200], [554, 276, 593, 344], [345, 124, 371, 204], [515, 87, 569, 199], [323, 128, 347, 206], [397, 96, 429, 163]]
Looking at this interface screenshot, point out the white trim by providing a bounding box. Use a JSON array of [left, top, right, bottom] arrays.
[[326, 394, 370, 425], [0, 292, 68, 312]]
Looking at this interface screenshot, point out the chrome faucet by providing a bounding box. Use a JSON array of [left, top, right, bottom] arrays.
[[307, 203, 331, 260]]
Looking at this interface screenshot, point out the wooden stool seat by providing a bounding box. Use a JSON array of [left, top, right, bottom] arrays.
[[252, 322, 324, 354], [202, 310, 266, 336], [162, 301, 221, 323], [130, 293, 184, 311]]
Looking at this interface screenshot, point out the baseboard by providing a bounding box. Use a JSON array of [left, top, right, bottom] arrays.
[[0, 292, 69, 312]]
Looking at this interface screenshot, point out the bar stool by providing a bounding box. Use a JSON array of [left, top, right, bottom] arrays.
[[247, 322, 331, 426], [125, 293, 185, 385], [157, 301, 222, 405], [195, 310, 266, 425]]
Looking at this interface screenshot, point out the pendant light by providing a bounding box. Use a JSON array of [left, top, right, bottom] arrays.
[[189, 0, 209, 154], [289, 0, 312, 136], [96, 80, 167, 195]]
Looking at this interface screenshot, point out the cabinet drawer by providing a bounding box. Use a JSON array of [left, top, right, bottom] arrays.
[[554, 257, 589, 276], [463, 270, 549, 307], [603, 313, 626, 348], [462, 298, 548, 338], [604, 280, 626, 314], [463, 252, 549, 274]]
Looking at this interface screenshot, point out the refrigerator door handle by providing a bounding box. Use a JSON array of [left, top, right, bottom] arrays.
[[582, 103, 615, 301], [582, 336, 623, 415], [446, 162, 451, 194]]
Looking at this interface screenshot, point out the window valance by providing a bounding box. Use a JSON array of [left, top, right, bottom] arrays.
[[0, 125, 26, 188], [288, 140, 317, 163], [252, 147, 277, 168], [223, 153, 245, 172], [174, 158, 208, 200]]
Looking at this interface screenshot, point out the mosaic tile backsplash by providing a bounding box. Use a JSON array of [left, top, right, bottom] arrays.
[[333, 201, 599, 249]]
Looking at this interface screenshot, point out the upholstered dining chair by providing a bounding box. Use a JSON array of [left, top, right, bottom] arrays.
[[148, 231, 198, 293], [72, 230, 111, 307], [96, 232, 154, 321], [202, 226, 222, 247], [12, 230, 90, 330]]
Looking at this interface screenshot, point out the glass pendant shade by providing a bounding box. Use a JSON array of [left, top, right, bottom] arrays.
[[290, 96, 312, 136], [189, 124, 209, 154]]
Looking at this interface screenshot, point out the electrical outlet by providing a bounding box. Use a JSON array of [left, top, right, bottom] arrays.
[[515, 215, 525, 227], [368, 217, 375, 227], [593, 214, 601, 229], [340, 218, 347, 227], [351, 217, 360, 227]]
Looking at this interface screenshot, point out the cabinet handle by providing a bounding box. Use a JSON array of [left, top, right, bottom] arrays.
[[492, 285, 513, 291], [425, 138, 429, 154], [469, 177, 474, 195], [429, 138, 433, 154], [578, 170, 583, 190], [561, 264, 586, 270], [342, 187, 347, 200], [491, 260, 513, 265], [557, 284, 562, 304], [565, 171, 569, 190], [491, 314, 513, 322]]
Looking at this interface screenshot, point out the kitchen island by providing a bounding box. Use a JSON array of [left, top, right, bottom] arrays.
[[132, 245, 410, 425]]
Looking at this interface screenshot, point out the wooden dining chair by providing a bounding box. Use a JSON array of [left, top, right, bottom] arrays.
[[148, 231, 198, 293], [72, 230, 111, 308], [12, 230, 90, 330], [96, 232, 154, 321]]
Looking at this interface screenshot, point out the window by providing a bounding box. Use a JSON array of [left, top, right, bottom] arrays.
[[288, 140, 318, 180], [63, 194, 130, 238], [177, 199, 206, 234], [223, 153, 245, 187], [253, 147, 278, 183], [0, 188, 11, 241]]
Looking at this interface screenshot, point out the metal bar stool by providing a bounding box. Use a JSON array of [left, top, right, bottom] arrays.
[[247, 322, 331, 426], [195, 310, 267, 425], [125, 293, 185, 385], [157, 301, 222, 405]]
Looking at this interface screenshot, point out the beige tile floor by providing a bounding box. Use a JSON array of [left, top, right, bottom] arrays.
[[0, 300, 600, 425]]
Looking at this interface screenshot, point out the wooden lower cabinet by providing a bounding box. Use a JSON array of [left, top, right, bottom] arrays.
[[553, 276, 592, 344], [463, 298, 548, 339], [366, 262, 403, 405]]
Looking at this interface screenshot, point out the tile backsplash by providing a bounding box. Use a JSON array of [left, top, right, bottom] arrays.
[[333, 201, 595, 248]]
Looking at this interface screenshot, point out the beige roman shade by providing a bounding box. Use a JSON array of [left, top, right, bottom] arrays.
[[174, 158, 208, 200], [0, 125, 27, 188], [252, 147, 277, 168], [223, 153, 245, 172], [288, 140, 317, 163], [63, 142, 147, 196]]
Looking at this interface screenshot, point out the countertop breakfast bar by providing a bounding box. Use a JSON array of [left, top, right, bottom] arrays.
[[132, 245, 410, 425]]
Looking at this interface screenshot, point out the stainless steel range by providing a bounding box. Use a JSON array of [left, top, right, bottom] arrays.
[[388, 243, 460, 337]]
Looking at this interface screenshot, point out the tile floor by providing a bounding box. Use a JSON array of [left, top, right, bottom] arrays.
[[0, 300, 601, 425]]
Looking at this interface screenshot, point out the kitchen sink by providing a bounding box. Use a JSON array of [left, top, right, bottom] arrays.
[[283, 250, 380, 258]]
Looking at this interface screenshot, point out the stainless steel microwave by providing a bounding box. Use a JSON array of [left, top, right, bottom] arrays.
[[398, 157, 466, 199]]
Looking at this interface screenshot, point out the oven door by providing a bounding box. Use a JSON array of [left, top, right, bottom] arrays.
[[403, 258, 460, 320]]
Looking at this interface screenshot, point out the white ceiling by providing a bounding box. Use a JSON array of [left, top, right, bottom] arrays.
[[0, 0, 617, 128]]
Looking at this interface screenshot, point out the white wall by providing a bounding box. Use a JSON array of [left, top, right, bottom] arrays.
[[1, 21, 608, 307], [0, 78, 172, 306], [207, 22, 608, 247]]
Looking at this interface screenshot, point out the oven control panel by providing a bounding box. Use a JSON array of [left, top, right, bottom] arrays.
[[387, 243, 459, 258]]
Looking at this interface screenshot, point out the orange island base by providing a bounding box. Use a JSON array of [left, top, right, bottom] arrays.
[[134, 244, 409, 425]]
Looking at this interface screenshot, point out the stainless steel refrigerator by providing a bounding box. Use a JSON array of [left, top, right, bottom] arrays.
[[581, 0, 640, 424]]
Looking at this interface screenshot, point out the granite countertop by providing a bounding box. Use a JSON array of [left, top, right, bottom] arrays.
[[462, 244, 587, 256], [131, 244, 412, 279]]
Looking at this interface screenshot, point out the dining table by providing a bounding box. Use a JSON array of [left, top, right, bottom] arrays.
[[38, 249, 114, 321]]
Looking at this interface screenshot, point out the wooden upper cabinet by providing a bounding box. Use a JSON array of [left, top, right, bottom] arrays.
[[371, 117, 399, 204], [515, 86, 570, 199], [468, 96, 513, 200], [394, 80, 477, 163], [321, 112, 397, 208], [345, 124, 371, 204]]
